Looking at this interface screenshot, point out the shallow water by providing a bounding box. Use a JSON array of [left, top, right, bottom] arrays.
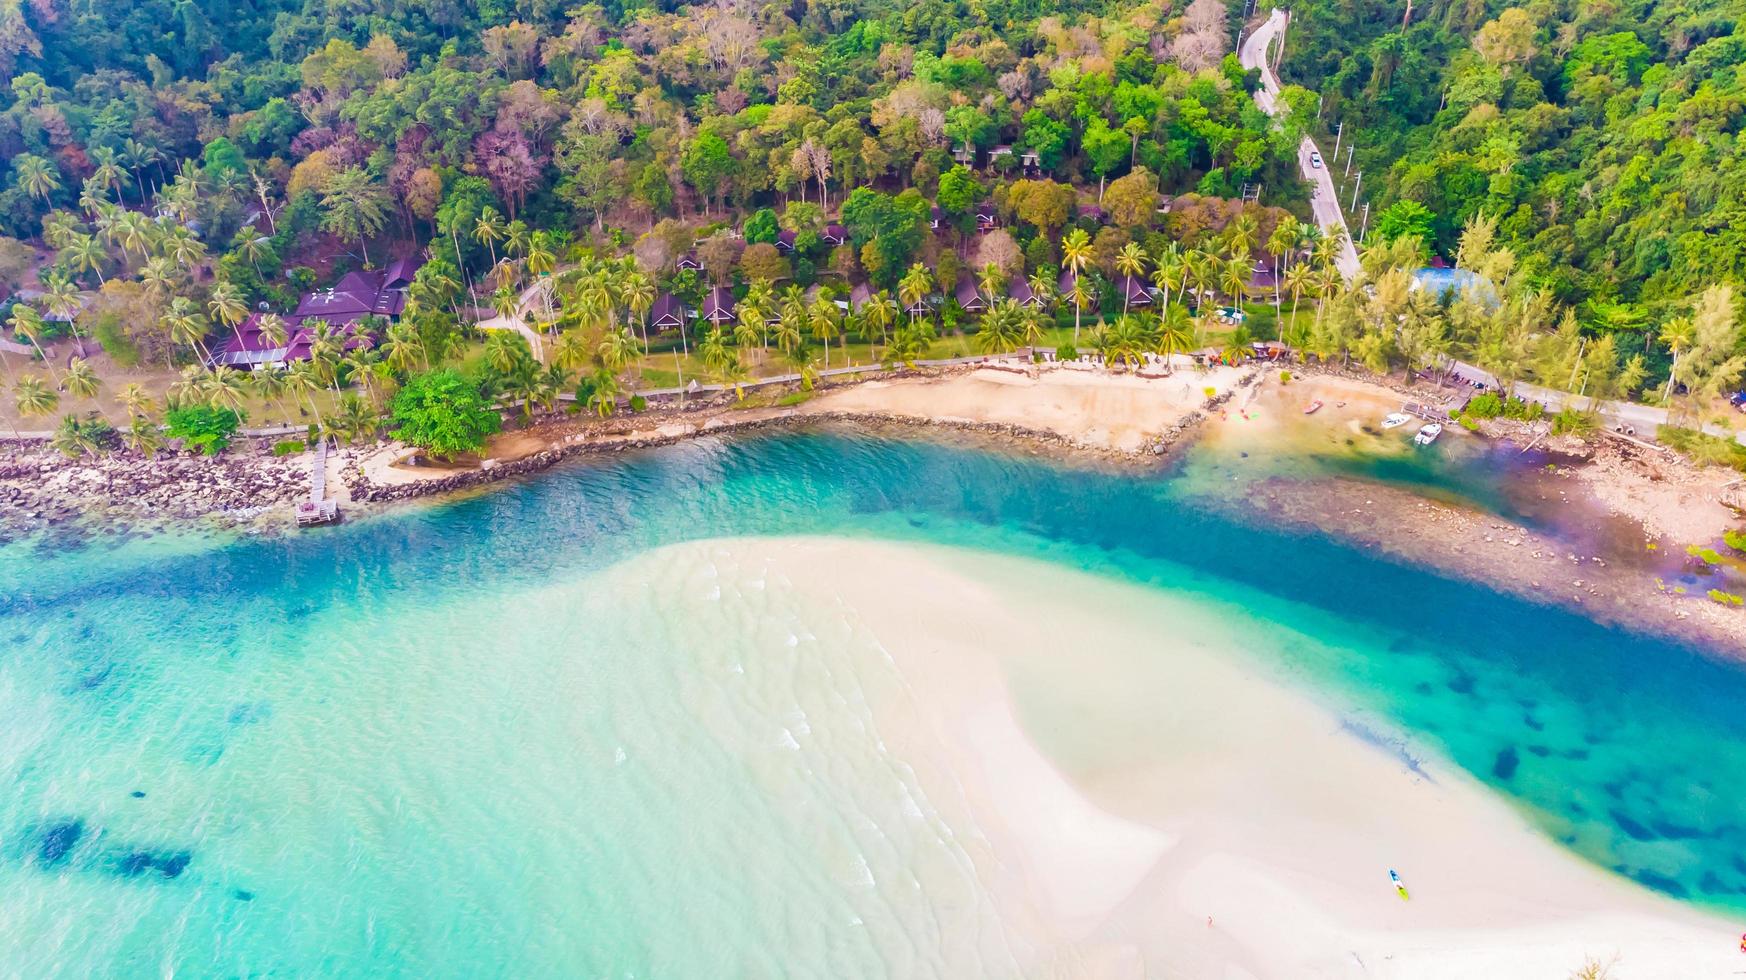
[[3, 428, 1745, 975]]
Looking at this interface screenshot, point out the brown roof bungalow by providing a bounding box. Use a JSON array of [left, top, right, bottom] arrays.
[[650, 293, 688, 330], [702, 285, 736, 324], [954, 274, 986, 313]]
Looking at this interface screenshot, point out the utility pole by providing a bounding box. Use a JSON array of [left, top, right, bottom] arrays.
[[1358, 202, 1371, 243], [1344, 145, 1355, 177], [1349, 170, 1362, 212], [1332, 121, 1344, 164]]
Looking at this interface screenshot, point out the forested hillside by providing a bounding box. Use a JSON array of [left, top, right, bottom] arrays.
[[0, 0, 1312, 259], [1284, 0, 1745, 317]]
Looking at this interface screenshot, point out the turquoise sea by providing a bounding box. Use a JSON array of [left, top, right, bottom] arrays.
[[2, 427, 1744, 975]]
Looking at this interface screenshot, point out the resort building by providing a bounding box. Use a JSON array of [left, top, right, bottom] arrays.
[[702, 285, 736, 325], [212, 256, 422, 370], [649, 293, 689, 331], [954, 275, 987, 314]]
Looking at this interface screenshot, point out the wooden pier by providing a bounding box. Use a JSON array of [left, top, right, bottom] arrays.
[[295, 438, 340, 527]]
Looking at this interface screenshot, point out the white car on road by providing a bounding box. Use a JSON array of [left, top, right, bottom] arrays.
[[1309, 151, 1323, 169]]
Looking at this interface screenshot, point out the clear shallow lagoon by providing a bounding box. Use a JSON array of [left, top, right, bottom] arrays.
[[2, 428, 1744, 975]]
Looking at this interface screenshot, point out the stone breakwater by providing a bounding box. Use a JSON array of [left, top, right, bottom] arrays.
[[0, 442, 309, 535]]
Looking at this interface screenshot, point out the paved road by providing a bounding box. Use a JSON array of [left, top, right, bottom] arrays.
[[1239, 8, 1360, 279]]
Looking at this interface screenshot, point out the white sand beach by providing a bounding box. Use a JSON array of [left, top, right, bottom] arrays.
[[676, 535, 1740, 979], [804, 364, 1249, 453]]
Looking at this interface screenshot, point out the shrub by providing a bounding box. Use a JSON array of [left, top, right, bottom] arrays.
[[165, 405, 243, 455], [1204, 386, 1217, 399], [50, 413, 116, 457], [1457, 415, 1481, 432], [271, 439, 306, 456], [775, 391, 814, 407], [1725, 529, 1746, 553], [1278, 370, 1291, 383], [1658, 425, 1746, 472], [91, 313, 141, 369], [1056, 343, 1078, 361], [390, 370, 500, 460], [1550, 407, 1595, 436], [1465, 392, 1504, 418], [1708, 589, 1744, 606], [628, 394, 647, 413]]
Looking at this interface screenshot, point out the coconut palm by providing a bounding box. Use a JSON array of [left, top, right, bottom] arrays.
[[1155, 304, 1195, 374], [484, 330, 529, 376], [319, 167, 390, 264], [861, 290, 898, 358], [898, 263, 934, 327], [251, 367, 294, 425], [111, 211, 153, 262], [978, 263, 1005, 310], [208, 281, 250, 348], [585, 367, 622, 417], [41, 277, 84, 344], [473, 207, 506, 269], [122, 415, 165, 457], [597, 326, 639, 376], [7, 305, 55, 379], [1064, 273, 1092, 343], [117, 382, 156, 419], [14, 375, 58, 422], [1115, 242, 1147, 315], [141, 257, 178, 299], [808, 298, 841, 369], [201, 365, 251, 415], [258, 313, 289, 352], [13, 154, 60, 202], [235, 232, 275, 273], [285, 361, 328, 430], [1220, 257, 1249, 306], [1151, 243, 1184, 315], [1660, 316, 1696, 403], [552, 329, 592, 375], [620, 270, 655, 354], [1061, 227, 1094, 281], [733, 306, 762, 364], [975, 300, 1023, 355], [382, 323, 425, 374], [161, 297, 211, 362], [1026, 270, 1056, 312], [62, 233, 108, 285], [63, 358, 102, 406]]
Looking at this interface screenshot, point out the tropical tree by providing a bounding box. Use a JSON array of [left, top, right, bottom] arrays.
[[14, 375, 58, 422], [473, 206, 506, 269], [7, 305, 56, 379], [808, 298, 841, 369], [13, 154, 60, 202], [1155, 305, 1195, 374], [1115, 242, 1147, 315], [319, 167, 391, 264], [898, 263, 934, 327], [122, 416, 165, 457], [63, 358, 102, 407]]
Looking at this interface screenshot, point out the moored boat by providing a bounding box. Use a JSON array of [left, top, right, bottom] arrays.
[[1382, 412, 1412, 429], [1303, 400, 1323, 415], [1413, 423, 1443, 446]]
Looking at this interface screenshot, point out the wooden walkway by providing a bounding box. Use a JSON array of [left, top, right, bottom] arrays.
[[296, 438, 339, 526]]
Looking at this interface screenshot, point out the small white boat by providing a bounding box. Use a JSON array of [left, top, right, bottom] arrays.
[[1303, 400, 1324, 415], [1413, 423, 1443, 446], [1382, 412, 1412, 429]]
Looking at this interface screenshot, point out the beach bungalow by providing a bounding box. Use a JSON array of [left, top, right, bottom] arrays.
[[1116, 275, 1152, 308], [774, 230, 798, 253], [650, 293, 688, 331], [1252, 340, 1292, 361], [702, 286, 736, 325], [1019, 149, 1042, 172], [988, 145, 1015, 171], [1248, 259, 1279, 292], [954, 275, 987, 315], [975, 201, 999, 232], [1008, 277, 1041, 308], [677, 251, 703, 272], [822, 224, 847, 247], [902, 292, 931, 317], [952, 143, 975, 165]]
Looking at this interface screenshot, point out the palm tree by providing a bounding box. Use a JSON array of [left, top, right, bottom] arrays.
[[1660, 316, 1695, 403], [1061, 229, 1094, 340], [382, 323, 425, 374], [1220, 257, 1249, 307], [808, 298, 841, 369], [898, 263, 934, 327], [473, 207, 506, 269], [1065, 274, 1091, 343], [319, 167, 390, 264], [41, 278, 84, 346], [13, 154, 60, 202], [258, 313, 289, 353], [121, 138, 160, 200], [234, 232, 275, 274], [122, 415, 165, 457], [585, 368, 623, 417], [1115, 242, 1147, 315], [552, 330, 592, 376], [484, 331, 529, 376], [141, 257, 178, 299], [978, 263, 1005, 310], [1155, 304, 1195, 374], [117, 382, 156, 419], [164, 229, 207, 274], [773, 301, 805, 355], [251, 367, 294, 426], [7, 305, 56, 380], [208, 281, 250, 350], [14, 375, 58, 423], [161, 297, 212, 362], [62, 233, 108, 285], [620, 270, 655, 355], [975, 300, 1023, 355], [63, 358, 102, 408], [597, 327, 639, 377], [202, 365, 250, 415], [1151, 244, 1184, 316], [285, 361, 328, 431], [733, 305, 763, 365], [862, 290, 898, 359]]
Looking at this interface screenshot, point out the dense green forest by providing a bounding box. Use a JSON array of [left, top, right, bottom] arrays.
[[1284, 0, 1745, 320]]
